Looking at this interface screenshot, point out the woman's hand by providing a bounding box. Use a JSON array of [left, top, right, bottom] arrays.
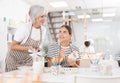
[[33, 47, 42, 52], [60, 48, 65, 56], [46, 58, 52, 67], [28, 47, 42, 52], [51, 55, 64, 63], [46, 55, 64, 67], [67, 58, 79, 67]]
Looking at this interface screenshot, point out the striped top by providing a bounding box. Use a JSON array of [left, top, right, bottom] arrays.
[[47, 42, 80, 67]]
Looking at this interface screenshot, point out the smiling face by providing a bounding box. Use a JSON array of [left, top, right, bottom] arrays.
[[58, 27, 71, 43], [29, 5, 47, 28], [34, 13, 46, 27]]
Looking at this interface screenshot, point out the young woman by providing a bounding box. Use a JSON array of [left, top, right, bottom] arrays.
[[47, 25, 80, 67]]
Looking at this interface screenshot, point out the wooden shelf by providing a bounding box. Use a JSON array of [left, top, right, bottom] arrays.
[[48, 22, 63, 24], [50, 16, 62, 18], [51, 32, 59, 34], [49, 28, 60, 29], [48, 12, 63, 42]]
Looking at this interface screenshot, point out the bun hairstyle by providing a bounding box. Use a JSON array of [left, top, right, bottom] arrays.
[[84, 41, 90, 47]]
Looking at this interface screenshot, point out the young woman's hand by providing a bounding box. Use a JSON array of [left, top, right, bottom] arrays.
[[60, 48, 65, 56], [67, 58, 79, 67]]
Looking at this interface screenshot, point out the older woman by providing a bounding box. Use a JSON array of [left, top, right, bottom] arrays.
[[5, 5, 51, 72], [47, 25, 80, 67]]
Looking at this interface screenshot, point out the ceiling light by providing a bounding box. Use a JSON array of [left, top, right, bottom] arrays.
[[92, 18, 103, 22], [78, 15, 90, 18], [103, 13, 116, 17], [49, 1, 68, 8]]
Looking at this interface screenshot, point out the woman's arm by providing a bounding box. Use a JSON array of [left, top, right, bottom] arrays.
[[10, 40, 30, 51], [76, 60, 80, 66], [68, 45, 81, 67], [67, 58, 79, 67]]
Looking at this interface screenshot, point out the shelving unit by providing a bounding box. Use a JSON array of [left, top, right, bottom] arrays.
[[47, 11, 76, 42], [48, 11, 64, 42], [7, 26, 16, 41]]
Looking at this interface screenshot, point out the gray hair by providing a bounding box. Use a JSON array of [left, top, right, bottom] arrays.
[[29, 5, 45, 22]]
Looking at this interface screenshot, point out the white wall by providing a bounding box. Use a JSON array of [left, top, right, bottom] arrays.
[[0, 21, 7, 72], [0, 0, 30, 24], [72, 21, 120, 55], [0, 0, 30, 72]]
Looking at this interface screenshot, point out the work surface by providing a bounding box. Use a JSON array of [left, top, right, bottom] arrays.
[[1, 66, 120, 83]]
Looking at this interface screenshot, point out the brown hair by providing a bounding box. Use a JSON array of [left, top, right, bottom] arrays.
[[60, 25, 72, 35], [84, 41, 90, 47]]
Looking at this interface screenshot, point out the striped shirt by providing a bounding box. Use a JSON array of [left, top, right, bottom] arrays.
[[47, 42, 80, 67]]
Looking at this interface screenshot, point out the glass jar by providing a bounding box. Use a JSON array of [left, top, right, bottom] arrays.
[[32, 51, 44, 74]]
